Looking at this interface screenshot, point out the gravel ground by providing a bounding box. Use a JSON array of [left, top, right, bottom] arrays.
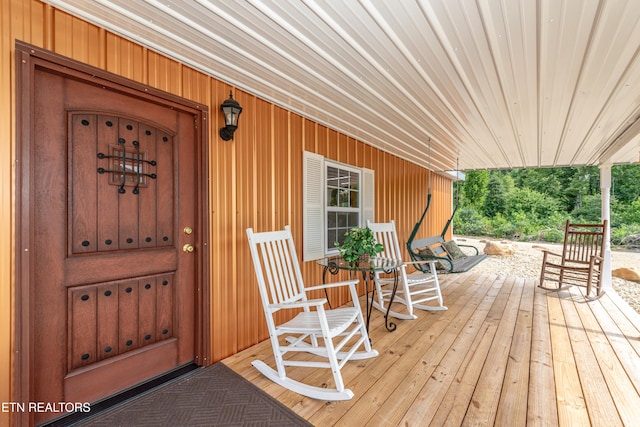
[[454, 236, 640, 313]]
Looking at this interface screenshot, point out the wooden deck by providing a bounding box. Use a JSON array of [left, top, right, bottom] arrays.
[[222, 272, 640, 426]]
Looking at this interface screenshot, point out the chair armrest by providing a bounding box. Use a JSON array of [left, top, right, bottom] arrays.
[[270, 298, 327, 310], [409, 252, 450, 263], [541, 249, 563, 258], [457, 244, 480, 256], [403, 260, 438, 269], [408, 251, 454, 273], [305, 280, 359, 292], [590, 255, 604, 264], [402, 260, 440, 275]]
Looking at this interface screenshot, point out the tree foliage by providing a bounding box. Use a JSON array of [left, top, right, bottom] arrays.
[[455, 164, 640, 244], [460, 170, 489, 209], [613, 164, 640, 204], [482, 173, 513, 217]]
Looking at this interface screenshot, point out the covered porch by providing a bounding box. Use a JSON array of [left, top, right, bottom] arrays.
[[223, 271, 640, 426]]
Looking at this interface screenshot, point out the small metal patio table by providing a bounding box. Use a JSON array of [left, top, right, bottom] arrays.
[[317, 256, 400, 335]]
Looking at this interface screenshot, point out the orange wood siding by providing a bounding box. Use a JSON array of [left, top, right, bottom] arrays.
[[0, 0, 453, 415]]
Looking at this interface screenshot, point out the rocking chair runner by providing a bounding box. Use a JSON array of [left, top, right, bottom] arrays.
[[246, 226, 378, 401], [539, 220, 608, 298], [367, 220, 447, 320]]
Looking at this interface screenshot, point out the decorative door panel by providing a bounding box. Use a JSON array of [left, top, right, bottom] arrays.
[[70, 113, 174, 254], [67, 273, 175, 371]]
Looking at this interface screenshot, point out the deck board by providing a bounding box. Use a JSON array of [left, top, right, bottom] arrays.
[[527, 285, 558, 426], [223, 272, 640, 426], [560, 287, 622, 426], [495, 278, 533, 427]]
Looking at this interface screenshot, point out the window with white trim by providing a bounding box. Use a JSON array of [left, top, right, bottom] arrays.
[[326, 162, 361, 252], [303, 151, 374, 261]]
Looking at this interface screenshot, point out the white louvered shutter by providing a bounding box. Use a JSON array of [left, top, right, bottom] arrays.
[[302, 151, 325, 261]]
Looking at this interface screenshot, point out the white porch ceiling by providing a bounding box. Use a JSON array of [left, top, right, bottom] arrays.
[[44, 0, 640, 172]]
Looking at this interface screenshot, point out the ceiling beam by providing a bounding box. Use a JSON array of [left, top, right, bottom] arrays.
[[598, 114, 640, 165]]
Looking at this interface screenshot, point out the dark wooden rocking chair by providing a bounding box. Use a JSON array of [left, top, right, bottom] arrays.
[[539, 220, 608, 298]]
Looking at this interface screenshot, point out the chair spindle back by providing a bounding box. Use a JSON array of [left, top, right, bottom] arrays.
[[368, 220, 403, 261], [247, 226, 306, 306], [562, 222, 606, 264]]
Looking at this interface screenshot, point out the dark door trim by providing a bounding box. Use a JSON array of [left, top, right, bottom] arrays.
[[14, 40, 211, 425]]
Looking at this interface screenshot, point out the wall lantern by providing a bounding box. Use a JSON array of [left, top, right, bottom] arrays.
[[219, 91, 242, 141]]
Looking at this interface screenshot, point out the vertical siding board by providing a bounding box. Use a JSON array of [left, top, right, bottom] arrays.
[[396, 157, 405, 241], [147, 50, 181, 94], [391, 156, 397, 223], [211, 81, 237, 359], [303, 119, 315, 153], [337, 132, 348, 163], [238, 93, 262, 350], [0, 0, 13, 412], [251, 96, 268, 341], [375, 149, 385, 220], [52, 8, 74, 55], [289, 114, 305, 274], [210, 80, 225, 360], [273, 107, 288, 229], [254, 99, 271, 233], [289, 114, 303, 232], [426, 174, 436, 238], [317, 125, 329, 158], [254, 96, 272, 329], [1, 6, 454, 407], [72, 17, 101, 67], [183, 67, 209, 105], [235, 105, 250, 350], [210, 80, 223, 359], [327, 128, 337, 161], [10, 0, 45, 47]]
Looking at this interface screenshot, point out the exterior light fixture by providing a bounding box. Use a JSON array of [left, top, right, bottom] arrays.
[[219, 91, 242, 141]]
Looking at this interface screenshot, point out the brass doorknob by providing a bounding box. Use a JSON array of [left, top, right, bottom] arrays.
[[183, 244, 195, 253], [184, 226, 193, 235]]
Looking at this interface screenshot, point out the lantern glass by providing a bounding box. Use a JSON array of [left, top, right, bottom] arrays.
[[219, 91, 242, 140]]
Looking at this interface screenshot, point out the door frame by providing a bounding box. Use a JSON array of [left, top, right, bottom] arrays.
[[13, 41, 211, 424]]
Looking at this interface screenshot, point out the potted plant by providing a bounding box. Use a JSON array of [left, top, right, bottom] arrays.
[[335, 227, 384, 263]]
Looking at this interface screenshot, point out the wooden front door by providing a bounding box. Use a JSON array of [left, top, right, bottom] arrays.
[[17, 45, 208, 425]]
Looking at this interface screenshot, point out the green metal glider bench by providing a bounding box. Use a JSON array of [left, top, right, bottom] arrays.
[[408, 235, 486, 274]]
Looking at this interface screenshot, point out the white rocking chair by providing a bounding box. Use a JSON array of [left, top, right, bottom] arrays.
[[367, 220, 447, 320], [246, 226, 378, 400]]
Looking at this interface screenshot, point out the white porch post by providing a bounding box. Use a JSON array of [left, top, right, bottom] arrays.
[[600, 164, 612, 289]]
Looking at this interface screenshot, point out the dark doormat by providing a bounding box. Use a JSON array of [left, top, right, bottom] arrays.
[[70, 363, 313, 427]]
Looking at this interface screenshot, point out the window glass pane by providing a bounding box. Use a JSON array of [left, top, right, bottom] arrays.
[[337, 212, 348, 227], [327, 188, 336, 207], [334, 227, 349, 247], [339, 189, 349, 207], [327, 229, 339, 251], [349, 172, 359, 191], [326, 167, 339, 207], [327, 166, 339, 182], [327, 211, 337, 228], [348, 212, 359, 227], [350, 190, 359, 208], [325, 162, 362, 256], [349, 172, 359, 208]]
